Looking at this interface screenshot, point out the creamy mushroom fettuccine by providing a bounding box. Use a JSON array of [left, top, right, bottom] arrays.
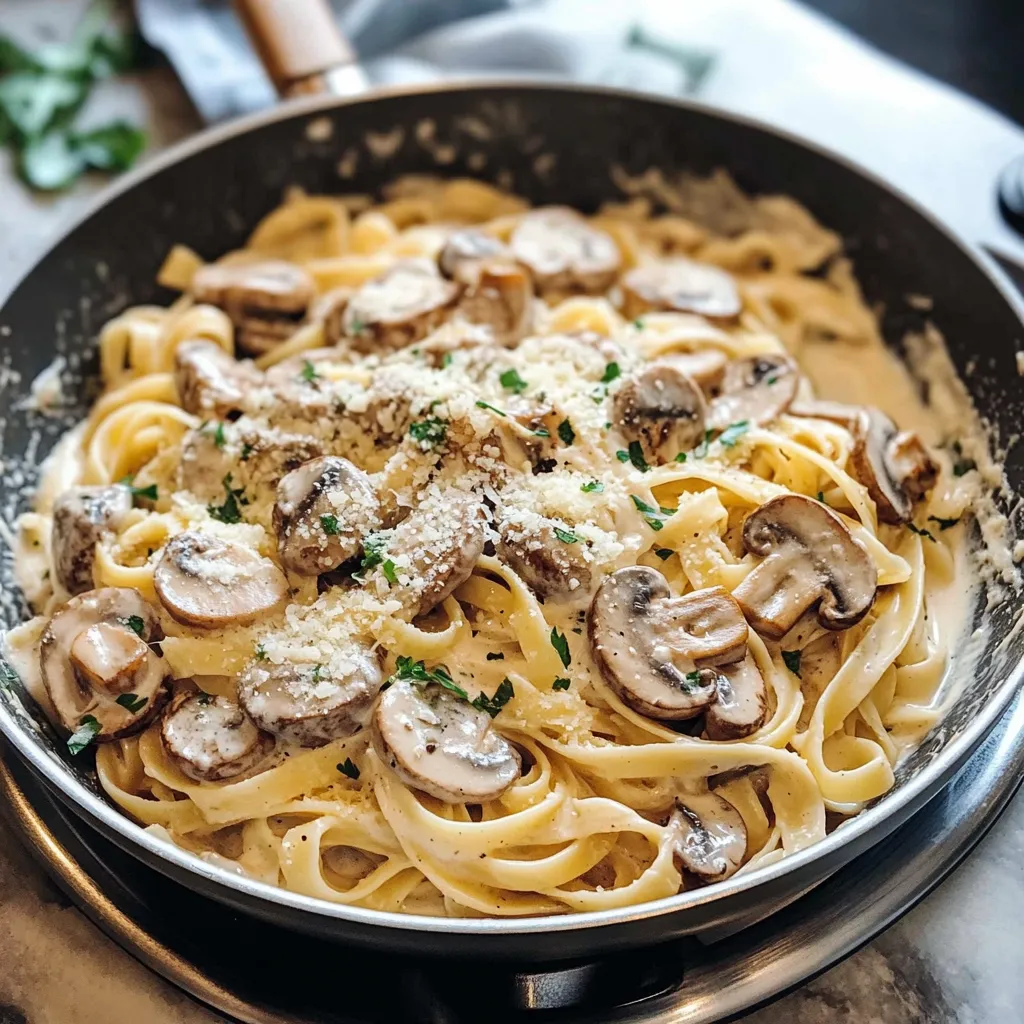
[[6, 177, 980, 917]]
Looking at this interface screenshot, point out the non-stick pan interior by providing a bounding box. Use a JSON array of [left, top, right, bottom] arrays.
[[1, 84, 1022, 952]]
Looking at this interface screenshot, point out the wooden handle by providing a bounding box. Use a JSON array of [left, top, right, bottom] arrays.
[[233, 0, 357, 97]]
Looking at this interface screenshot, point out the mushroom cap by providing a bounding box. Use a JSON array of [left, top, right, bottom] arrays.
[[589, 569, 749, 721], [495, 513, 592, 601], [705, 653, 769, 741], [154, 532, 289, 629], [173, 340, 260, 418], [612, 362, 708, 464], [40, 587, 169, 740], [438, 229, 507, 281], [658, 349, 729, 393], [457, 260, 534, 346], [733, 494, 877, 640], [237, 643, 383, 747], [160, 689, 273, 782], [309, 288, 354, 346], [849, 408, 938, 525], [51, 484, 133, 596], [273, 456, 382, 576], [671, 792, 747, 883], [371, 679, 522, 803], [342, 260, 461, 353], [706, 354, 799, 431], [510, 207, 620, 294], [622, 259, 742, 322]]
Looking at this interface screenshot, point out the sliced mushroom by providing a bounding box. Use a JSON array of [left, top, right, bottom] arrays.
[[659, 349, 729, 393], [589, 569, 748, 720], [510, 207, 620, 295], [612, 362, 708, 464], [191, 260, 315, 356], [173, 340, 261, 418], [273, 456, 382, 575], [310, 288, 353, 346], [621, 259, 741, 322], [457, 261, 534, 346], [40, 587, 169, 741], [342, 261, 461, 353], [705, 654, 768, 740], [237, 642, 382, 747], [732, 494, 877, 640], [154, 532, 288, 629], [849, 409, 938, 524], [160, 689, 273, 782], [671, 792, 747, 883], [371, 678, 521, 803], [438, 229, 507, 280], [375, 489, 486, 618], [51, 485, 133, 596], [706, 354, 799, 431], [495, 513, 592, 600]]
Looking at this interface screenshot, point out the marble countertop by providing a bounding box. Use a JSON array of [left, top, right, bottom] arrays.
[[1, 2, 1023, 1022]]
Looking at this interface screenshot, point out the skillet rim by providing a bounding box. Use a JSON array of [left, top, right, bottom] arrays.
[[1, 78, 1023, 939]]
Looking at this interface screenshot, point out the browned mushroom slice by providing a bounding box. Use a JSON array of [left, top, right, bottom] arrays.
[[706, 354, 799, 431], [510, 207, 620, 295], [376, 489, 486, 618], [612, 362, 708, 464], [51, 484, 133, 596], [705, 654, 768, 740], [342, 261, 462, 353], [310, 288, 353, 346], [160, 690, 273, 782], [438, 229, 508, 280], [622, 260, 742, 322], [671, 792, 747, 883], [273, 456, 382, 575], [40, 587, 169, 742], [173, 340, 262, 417], [154, 532, 288, 629], [659, 349, 729, 393], [371, 679, 521, 803], [458, 261, 534, 345], [589, 568, 748, 721], [495, 513, 592, 600], [237, 643, 382, 747], [732, 494, 877, 640], [191, 261, 315, 356], [849, 409, 938, 525]]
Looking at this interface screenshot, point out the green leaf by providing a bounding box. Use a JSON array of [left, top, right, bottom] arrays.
[[203, 421, 226, 449], [550, 627, 571, 668], [359, 534, 388, 574], [718, 420, 750, 448], [654, 548, 673, 561], [207, 473, 246, 524], [337, 758, 360, 780], [408, 417, 448, 447], [581, 480, 604, 493], [532, 426, 550, 438], [382, 559, 399, 585], [627, 441, 649, 473], [320, 514, 339, 536], [119, 476, 157, 504], [557, 418, 575, 446], [553, 526, 579, 544], [18, 131, 85, 190], [472, 678, 515, 718], [600, 362, 621, 384], [0, 36, 40, 74], [552, 677, 571, 691], [616, 450, 630, 463], [67, 714, 101, 755], [782, 649, 802, 677], [632, 318, 645, 329], [117, 614, 145, 637], [254, 643, 268, 662], [630, 494, 665, 531], [499, 368, 528, 394], [907, 523, 936, 542], [682, 670, 705, 691], [693, 428, 714, 459], [300, 359, 319, 383], [240, 443, 253, 461], [816, 491, 827, 504], [0, 72, 86, 140], [674, 452, 687, 463], [928, 515, 960, 531], [393, 656, 469, 700], [475, 399, 506, 417], [115, 692, 147, 714], [73, 121, 144, 171], [441, 352, 453, 368]]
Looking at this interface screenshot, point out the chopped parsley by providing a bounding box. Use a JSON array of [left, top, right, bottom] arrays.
[[631, 495, 665, 531], [654, 548, 673, 561], [816, 491, 827, 504], [766, 375, 779, 386], [239, 443, 253, 461], [632, 317, 645, 329], [782, 649, 802, 677], [682, 671, 705, 692], [486, 652, 505, 661], [119, 475, 158, 503], [393, 655, 469, 700], [349, 317, 366, 334], [553, 526, 580, 544], [207, 473, 248, 524], [693, 428, 714, 459], [203, 421, 226, 448], [626, 441, 649, 472], [557, 419, 575, 445], [300, 359, 319, 383], [616, 450, 630, 463], [581, 480, 604, 493], [950, 441, 976, 477], [311, 664, 324, 683], [195, 693, 214, 706], [472, 677, 515, 718], [674, 452, 687, 463], [475, 399, 507, 417], [550, 627, 571, 668], [337, 758, 360, 780], [499, 368, 528, 394], [908, 522, 936, 542], [718, 420, 750, 448], [254, 643, 268, 662], [600, 362, 621, 384], [360, 534, 388, 574], [441, 352, 454, 368], [552, 677, 571, 691], [928, 515, 960, 531], [118, 614, 145, 637], [382, 559, 399, 585], [115, 693, 147, 714], [67, 715, 101, 755], [408, 417, 448, 447], [532, 426, 550, 438], [320, 514, 340, 536]]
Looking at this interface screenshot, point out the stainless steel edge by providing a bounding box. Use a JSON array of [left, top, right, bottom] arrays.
[[1, 79, 1024, 945]]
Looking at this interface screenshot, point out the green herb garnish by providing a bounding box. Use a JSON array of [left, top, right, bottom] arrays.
[[782, 649, 802, 677], [475, 400, 507, 417], [929, 515, 960, 531], [240, 443, 253, 461], [117, 614, 144, 637], [632, 318, 645, 330], [553, 526, 580, 544], [654, 548, 673, 561], [300, 359, 319, 383], [630, 495, 665, 531], [67, 714, 101, 755], [581, 480, 604, 493], [627, 441, 649, 472], [552, 677, 571, 691], [382, 559, 399, 585], [115, 693, 147, 714], [908, 523, 936, 542], [254, 643, 268, 662], [408, 417, 448, 447], [472, 678, 515, 718], [674, 452, 687, 463], [207, 473, 247, 524], [557, 419, 575, 446], [950, 441, 976, 477], [337, 758, 360, 780], [320, 514, 340, 536], [119, 475, 158, 504], [600, 362, 621, 384], [499, 368, 528, 394], [816, 491, 827, 504], [682, 671, 705, 691], [441, 352, 453, 368], [693, 428, 714, 459], [718, 420, 750, 448], [393, 655, 469, 700], [360, 534, 388, 574], [550, 627, 571, 668]]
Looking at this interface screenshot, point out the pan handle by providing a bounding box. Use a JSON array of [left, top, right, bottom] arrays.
[[232, 0, 368, 98]]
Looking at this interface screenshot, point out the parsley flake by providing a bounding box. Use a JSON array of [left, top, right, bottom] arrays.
[[67, 715, 101, 755], [118, 614, 145, 637], [908, 523, 937, 542], [600, 362, 621, 384], [718, 420, 750, 447], [207, 473, 247, 524], [616, 450, 630, 463], [950, 441, 976, 477], [929, 515, 960, 531], [472, 678, 515, 718], [816, 491, 827, 504], [553, 526, 580, 544], [254, 643, 268, 662], [627, 441, 649, 472], [382, 559, 399, 585], [693, 428, 714, 459], [632, 318, 645, 330], [337, 758, 360, 780], [204, 421, 226, 448], [116, 693, 147, 714], [300, 359, 319, 383], [550, 627, 571, 668], [499, 368, 528, 394], [674, 452, 687, 463], [581, 480, 604, 493], [409, 417, 448, 447], [320, 514, 340, 535], [682, 670, 705, 692], [557, 418, 575, 445], [630, 495, 665, 531], [552, 677, 571, 691], [393, 656, 469, 700], [441, 352, 454, 368], [240, 443, 253, 461], [782, 649, 802, 677], [119, 475, 158, 503], [532, 426, 550, 438], [475, 400, 507, 417], [654, 548, 673, 561], [360, 534, 388, 574]]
